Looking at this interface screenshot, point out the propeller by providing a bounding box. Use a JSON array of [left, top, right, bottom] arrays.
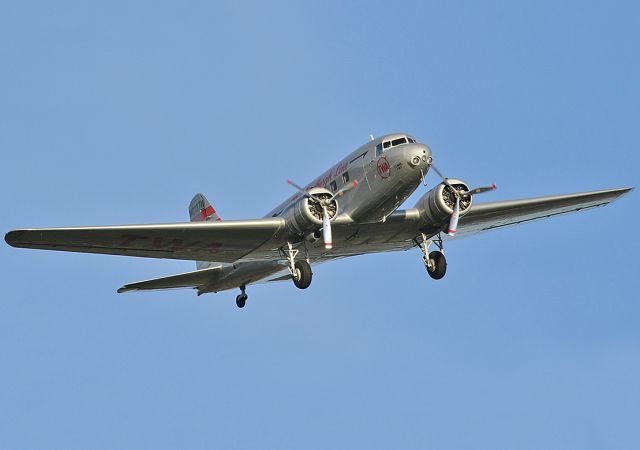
[[322, 205, 332, 249], [430, 163, 496, 236], [287, 179, 358, 249]]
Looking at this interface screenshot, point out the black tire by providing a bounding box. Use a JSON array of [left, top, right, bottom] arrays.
[[235, 294, 246, 308], [293, 260, 313, 289], [427, 251, 447, 280]]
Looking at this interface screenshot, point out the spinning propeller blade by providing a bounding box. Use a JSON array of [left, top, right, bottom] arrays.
[[447, 197, 460, 236], [461, 184, 497, 196], [322, 206, 333, 249], [329, 180, 358, 201], [430, 164, 454, 188], [287, 179, 322, 202]]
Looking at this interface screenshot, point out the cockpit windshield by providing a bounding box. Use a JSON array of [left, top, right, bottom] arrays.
[[376, 135, 416, 156]]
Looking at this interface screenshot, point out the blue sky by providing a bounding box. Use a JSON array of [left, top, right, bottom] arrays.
[[1, 1, 638, 449]]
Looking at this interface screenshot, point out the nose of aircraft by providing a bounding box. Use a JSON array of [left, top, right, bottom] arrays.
[[403, 143, 432, 170]]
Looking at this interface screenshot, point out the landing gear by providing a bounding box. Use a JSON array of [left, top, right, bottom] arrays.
[[418, 233, 447, 280], [293, 260, 312, 289], [426, 250, 447, 279], [235, 285, 248, 308], [283, 242, 313, 289]]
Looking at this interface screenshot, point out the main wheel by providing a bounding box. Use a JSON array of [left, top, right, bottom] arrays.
[[235, 294, 247, 308], [427, 251, 447, 280], [292, 260, 313, 289]]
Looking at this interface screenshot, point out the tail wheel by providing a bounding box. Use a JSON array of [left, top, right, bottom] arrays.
[[293, 260, 313, 289], [427, 251, 447, 280], [235, 293, 247, 308]]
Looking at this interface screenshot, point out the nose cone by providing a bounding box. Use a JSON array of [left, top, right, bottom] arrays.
[[403, 143, 432, 169]]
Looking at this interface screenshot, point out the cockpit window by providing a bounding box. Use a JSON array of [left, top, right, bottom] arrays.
[[377, 135, 413, 155]]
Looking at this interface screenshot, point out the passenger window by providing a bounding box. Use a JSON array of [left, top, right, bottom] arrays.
[[342, 171, 349, 184], [329, 180, 337, 192], [375, 143, 383, 157], [391, 137, 407, 146], [383, 141, 391, 149]]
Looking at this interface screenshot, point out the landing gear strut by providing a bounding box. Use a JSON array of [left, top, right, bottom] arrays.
[[283, 242, 313, 289], [235, 285, 248, 308], [419, 233, 447, 280]]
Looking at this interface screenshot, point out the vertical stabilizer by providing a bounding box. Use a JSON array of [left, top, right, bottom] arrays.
[[189, 193, 221, 222], [188, 193, 221, 269]]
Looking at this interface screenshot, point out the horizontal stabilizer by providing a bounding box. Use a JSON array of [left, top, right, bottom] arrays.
[[117, 266, 223, 293]]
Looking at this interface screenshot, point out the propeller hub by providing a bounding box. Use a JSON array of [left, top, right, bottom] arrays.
[[306, 192, 338, 222]]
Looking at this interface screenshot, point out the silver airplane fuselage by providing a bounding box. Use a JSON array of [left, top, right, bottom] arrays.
[[269, 133, 432, 222], [199, 133, 433, 292]]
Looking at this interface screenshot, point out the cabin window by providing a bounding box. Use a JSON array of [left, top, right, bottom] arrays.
[[375, 143, 383, 157], [391, 137, 407, 146], [383, 141, 391, 149], [329, 180, 337, 192], [342, 171, 350, 184]]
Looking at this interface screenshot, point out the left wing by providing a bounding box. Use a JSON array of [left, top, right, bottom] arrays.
[[5, 218, 286, 263], [316, 186, 632, 259]]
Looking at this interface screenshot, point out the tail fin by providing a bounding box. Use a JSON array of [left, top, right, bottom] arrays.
[[189, 193, 221, 270], [189, 193, 221, 222]]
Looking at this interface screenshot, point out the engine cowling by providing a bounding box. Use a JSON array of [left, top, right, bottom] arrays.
[[282, 187, 339, 236], [415, 179, 473, 224]]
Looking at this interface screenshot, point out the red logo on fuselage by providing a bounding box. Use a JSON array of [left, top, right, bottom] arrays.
[[377, 156, 391, 179]]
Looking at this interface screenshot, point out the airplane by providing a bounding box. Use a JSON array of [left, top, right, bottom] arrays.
[[5, 132, 633, 308]]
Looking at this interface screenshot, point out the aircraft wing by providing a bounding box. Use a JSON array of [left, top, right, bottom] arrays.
[[5, 218, 287, 263], [318, 187, 632, 258], [5, 187, 632, 264], [452, 186, 632, 239]]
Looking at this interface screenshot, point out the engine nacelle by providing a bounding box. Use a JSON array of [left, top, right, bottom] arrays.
[[282, 187, 339, 236], [415, 179, 473, 224]]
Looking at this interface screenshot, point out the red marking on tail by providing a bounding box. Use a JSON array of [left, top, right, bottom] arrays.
[[201, 205, 216, 220]]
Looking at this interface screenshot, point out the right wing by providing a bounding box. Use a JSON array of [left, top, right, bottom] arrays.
[[5, 218, 287, 263]]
